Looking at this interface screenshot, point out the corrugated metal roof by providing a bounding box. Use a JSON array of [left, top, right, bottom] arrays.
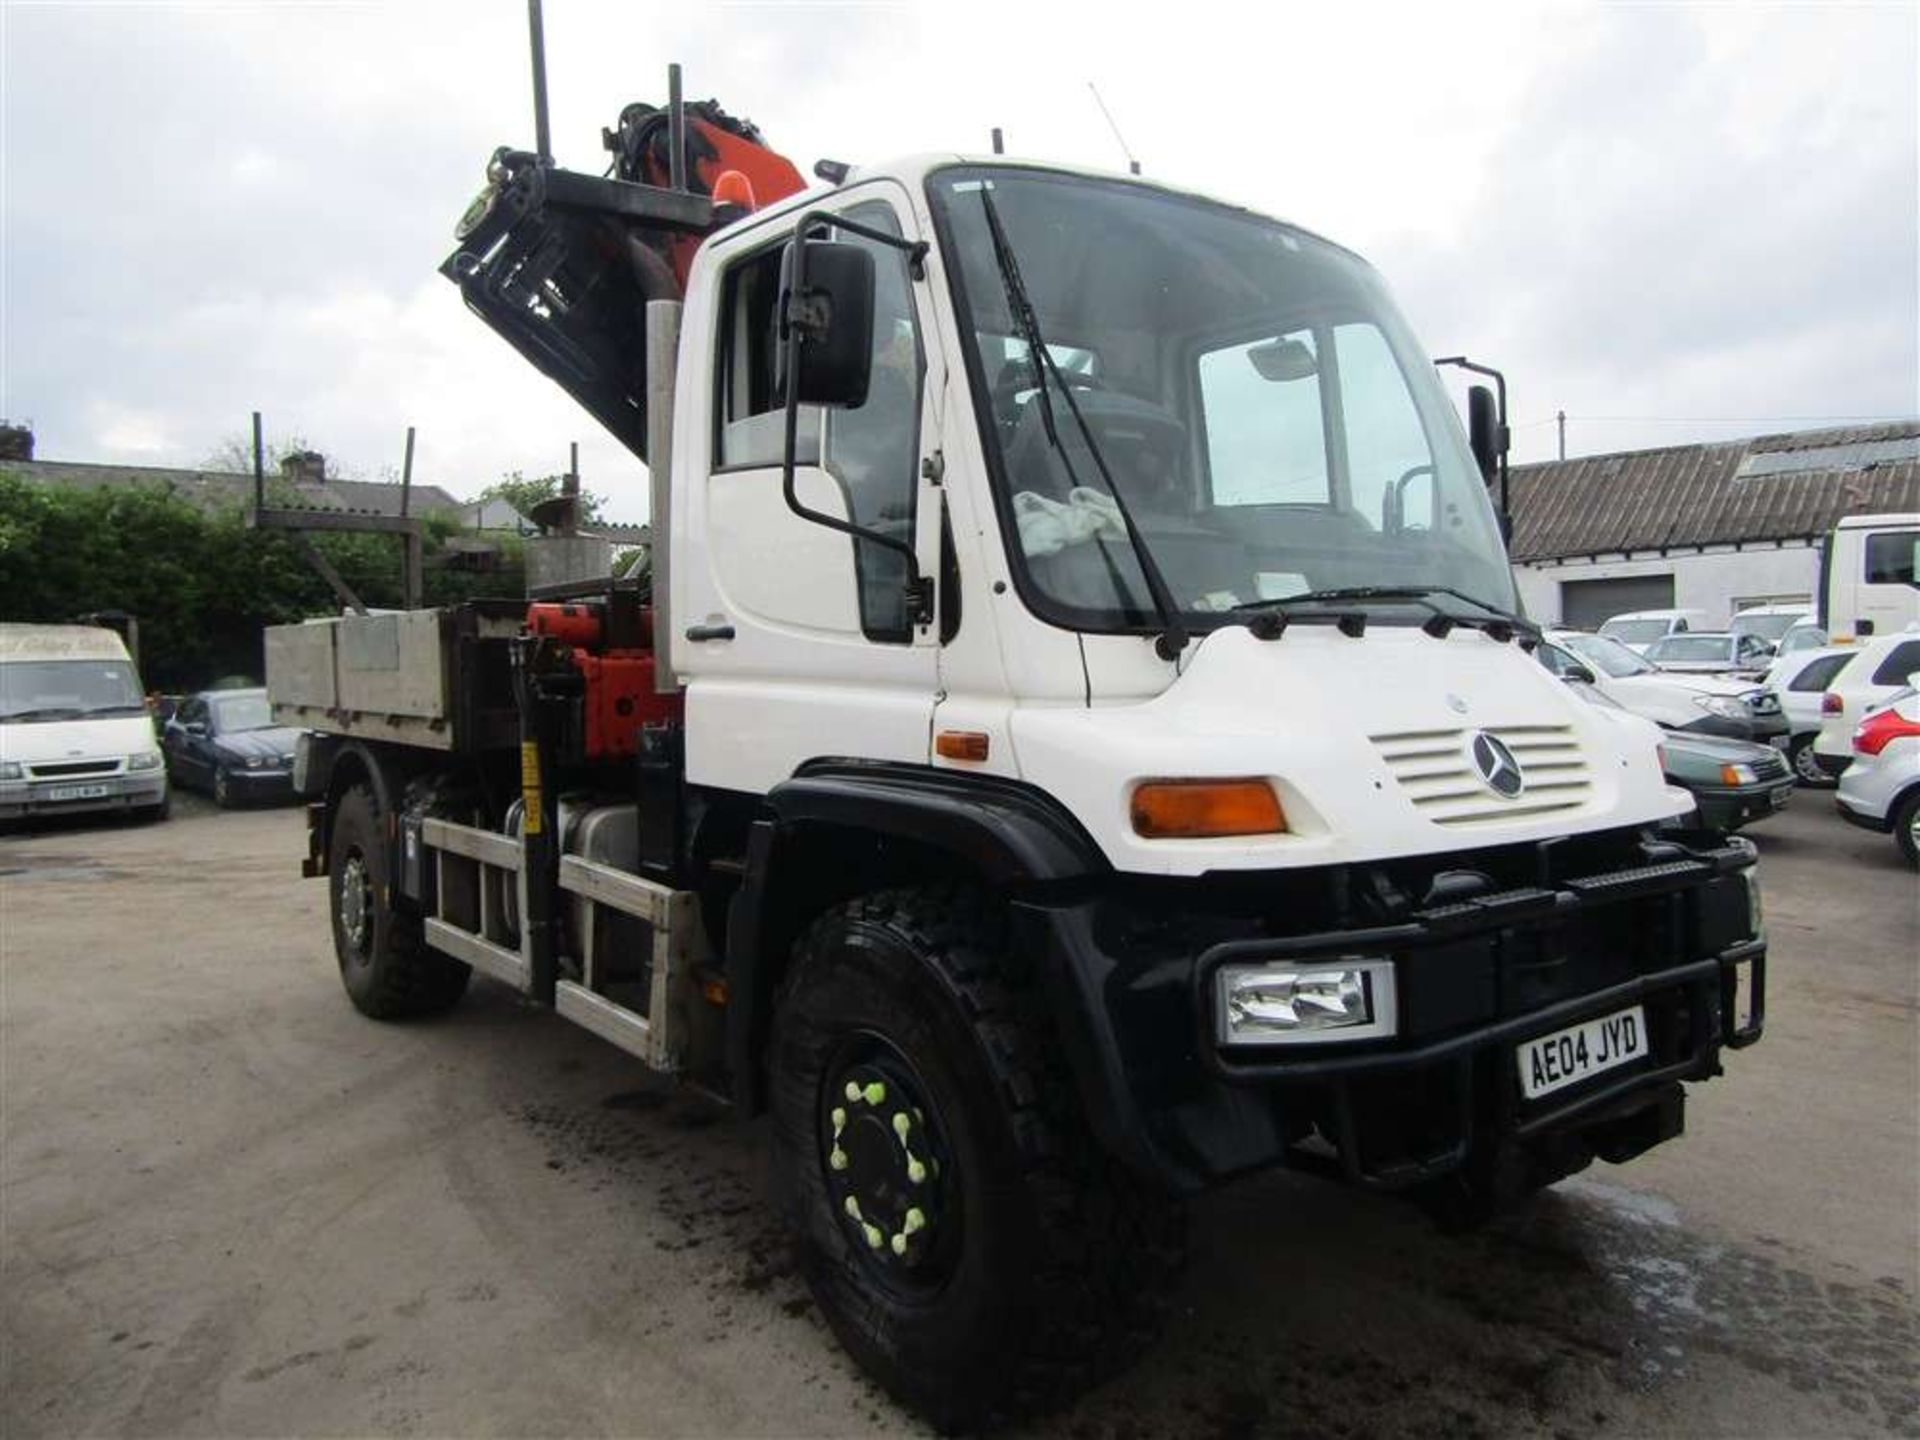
[[5, 459, 466, 520], [1508, 420, 1920, 562]]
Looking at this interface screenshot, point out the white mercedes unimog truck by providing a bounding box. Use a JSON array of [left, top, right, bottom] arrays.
[[267, 82, 1766, 1428]]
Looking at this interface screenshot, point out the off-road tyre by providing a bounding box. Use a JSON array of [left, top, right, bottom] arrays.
[[769, 885, 1187, 1433], [1788, 735, 1835, 789], [1892, 788, 1920, 869], [328, 782, 469, 1019]]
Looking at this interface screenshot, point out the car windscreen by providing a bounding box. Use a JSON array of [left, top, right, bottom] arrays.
[[1731, 611, 1803, 641], [210, 693, 273, 732], [0, 659, 145, 720], [1650, 635, 1734, 663], [1562, 632, 1656, 678], [1599, 618, 1675, 644]]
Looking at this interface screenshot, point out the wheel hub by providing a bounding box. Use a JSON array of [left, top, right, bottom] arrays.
[[821, 1056, 946, 1273], [338, 853, 371, 954]]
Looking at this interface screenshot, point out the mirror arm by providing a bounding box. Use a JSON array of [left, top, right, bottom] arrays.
[[778, 209, 933, 624]]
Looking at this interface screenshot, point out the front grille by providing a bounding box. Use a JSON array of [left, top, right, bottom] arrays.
[[29, 760, 120, 778], [1372, 724, 1594, 827], [1749, 749, 1789, 782]]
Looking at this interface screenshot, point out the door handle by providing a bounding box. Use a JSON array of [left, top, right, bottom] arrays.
[[684, 622, 736, 642]]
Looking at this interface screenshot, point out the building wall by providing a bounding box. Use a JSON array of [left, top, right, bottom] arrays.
[[1515, 542, 1821, 628]]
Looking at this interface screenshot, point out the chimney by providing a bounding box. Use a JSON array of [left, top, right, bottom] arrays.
[[0, 423, 33, 461], [279, 450, 326, 485]]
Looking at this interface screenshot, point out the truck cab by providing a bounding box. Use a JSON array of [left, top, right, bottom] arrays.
[[273, 140, 1767, 1431]]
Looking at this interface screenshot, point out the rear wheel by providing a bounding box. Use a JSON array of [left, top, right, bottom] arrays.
[[327, 782, 469, 1018], [1893, 789, 1920, 869], [769, 886, 1185, 1432], [1788, 735, 1834, 788]]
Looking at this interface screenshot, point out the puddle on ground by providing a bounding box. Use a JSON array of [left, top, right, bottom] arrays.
[[0, 854, 121, 882]]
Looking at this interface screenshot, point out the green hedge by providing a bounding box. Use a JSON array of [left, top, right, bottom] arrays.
[[0, 471, 525, 691]]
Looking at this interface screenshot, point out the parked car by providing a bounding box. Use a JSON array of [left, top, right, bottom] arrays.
[[1542, 630, 1788, 744], [1559, 673, 1793, 830], [1644, 630, 1777, 678], [1762, 645, 1861, 787], [1730, 604, 1814, 647], [1773, 620, 1830, 657], [0, 623, 169, 825], [1598, 608, 1712, 656], [161, 687, 301, 807], [1811, 630, 1920, 781], [1834, 687, 1920, 867]]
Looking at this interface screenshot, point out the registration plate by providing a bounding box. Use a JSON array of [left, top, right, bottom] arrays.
[[1768, 733, 1790, 751], [1517, 1005, 1646, 1099], [45, 783, 111, 802], [1770, 784, 1794, 809]]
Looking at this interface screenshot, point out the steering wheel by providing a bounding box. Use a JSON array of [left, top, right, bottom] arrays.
[[991, 360, 1105, 438]]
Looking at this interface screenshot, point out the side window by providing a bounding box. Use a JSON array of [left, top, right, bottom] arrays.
[[716, 247, 820, 469], [1198, 329, 1328, 505], [821, 202, 924, 643], [1537, 643, 1577, 679], [1864, 531, 1919, 586], [1870, 640, 1920, 687], [1789, 653, 1851, 692]]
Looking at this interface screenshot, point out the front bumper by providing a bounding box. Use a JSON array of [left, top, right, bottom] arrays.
[[0, 772, 167, 820], [1024, 830, 1765, 1196], [223, 766, 295, 801], [1689, 779, 1795, 831]]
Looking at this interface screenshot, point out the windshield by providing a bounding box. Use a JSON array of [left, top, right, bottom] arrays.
[[0, 659, 145, 721], [1731, 611, 1804, 641], [927, 167, 1516, 632], [1599, 618, 1674, 644], [210, 692, 273, 732], [1650, 635, 1734, 663], [1561, 632, 1657, 678]]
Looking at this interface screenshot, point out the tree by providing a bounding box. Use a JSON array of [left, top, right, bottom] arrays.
[[475, 471, 605, 529]]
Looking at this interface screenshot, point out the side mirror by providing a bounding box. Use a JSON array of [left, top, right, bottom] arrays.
[[1566, 662, 1597, 685], [777, 239, 875, 409], [1467, 384, 1499, 484]]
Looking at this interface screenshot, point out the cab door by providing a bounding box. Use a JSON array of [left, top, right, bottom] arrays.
[[675, 182, 944, 796]]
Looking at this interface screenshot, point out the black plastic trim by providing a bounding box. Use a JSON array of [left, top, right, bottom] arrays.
[[770, 760, 1108, 884]]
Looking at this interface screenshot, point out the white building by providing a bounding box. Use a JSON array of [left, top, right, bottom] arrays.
[[1508, 421, 1919, 629]]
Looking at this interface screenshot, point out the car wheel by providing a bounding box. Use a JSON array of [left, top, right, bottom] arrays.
[[327, 783, 470, 1018], [1893, 789, 1920, 870], [769, 885, 1186, 1432], [1788, 735, 1835, 788], [212, 768, 233, 808]]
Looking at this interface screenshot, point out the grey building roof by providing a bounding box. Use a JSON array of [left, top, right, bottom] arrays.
[[5, 458, 467, 520], [1507, 420, 1920, 563]]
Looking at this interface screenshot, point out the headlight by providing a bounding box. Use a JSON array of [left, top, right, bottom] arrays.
[[246, 755, 268, 770], [1695, 695, 1748, 719], [1215, 959, 1397, 1046], [126, 752, 162, 771], [0, 761, 21, 780], [1718, 763, 1758, 785]]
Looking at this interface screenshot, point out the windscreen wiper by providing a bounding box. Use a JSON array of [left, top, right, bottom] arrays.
[[975, 184, 1190, 661], [1231, 585, 1539, 644], [1, 706, 87, 722]]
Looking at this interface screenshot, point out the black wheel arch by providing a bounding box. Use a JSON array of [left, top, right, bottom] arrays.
[[306, 736, 415, 881], [721, 761, 1109, 1113]]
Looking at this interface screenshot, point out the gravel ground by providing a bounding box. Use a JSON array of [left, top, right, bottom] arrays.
[[2, 792, 1915, 1438]]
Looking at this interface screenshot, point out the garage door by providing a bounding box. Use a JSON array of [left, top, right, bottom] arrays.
[[1559, 575, 1675, 630]]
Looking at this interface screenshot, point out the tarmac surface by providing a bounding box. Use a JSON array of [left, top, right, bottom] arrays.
[[3, 793, 1915, 1437]]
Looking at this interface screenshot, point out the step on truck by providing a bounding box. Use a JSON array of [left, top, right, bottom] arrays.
[[266, 31, 1767, 1430]]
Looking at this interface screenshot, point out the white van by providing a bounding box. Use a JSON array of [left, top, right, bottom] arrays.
[[0, 624, 169, 824], [1822, 513, 1919, 643], [1597, 608, 1712, 655]]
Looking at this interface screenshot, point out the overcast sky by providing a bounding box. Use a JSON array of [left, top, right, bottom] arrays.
[[3, 0, 1914, 523]]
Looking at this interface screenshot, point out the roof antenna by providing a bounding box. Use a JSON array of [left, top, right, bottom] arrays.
[[1088, 82, 1141, 175], [527, 0, 552, 163]]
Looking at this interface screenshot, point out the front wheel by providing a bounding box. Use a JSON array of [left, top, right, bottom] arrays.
[[1788, 735, 1835, 788], [1893, 789, 1920, 869], [769, 887, 1185, 1432], [327, 783, 469, 1018], [212, 768, 233, 808]]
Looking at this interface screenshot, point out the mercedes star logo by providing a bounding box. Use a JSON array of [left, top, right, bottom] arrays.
[[1469, 731, 1525, 798]]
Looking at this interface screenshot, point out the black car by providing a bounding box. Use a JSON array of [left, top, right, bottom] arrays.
[[162, 688, 301, 807]]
